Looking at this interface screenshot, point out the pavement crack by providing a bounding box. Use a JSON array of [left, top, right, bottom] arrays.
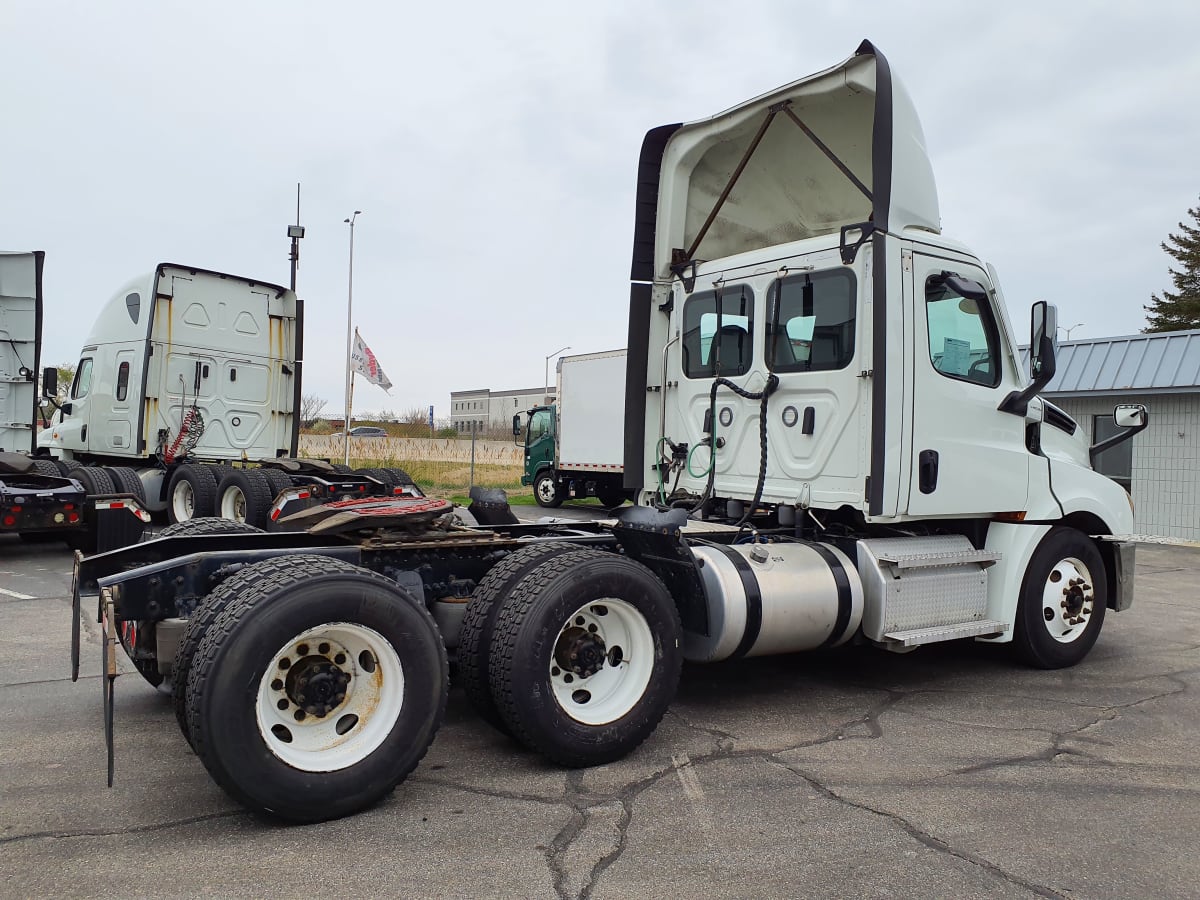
[[0, 810, 245, 846], [767, 757, 1069, 899]]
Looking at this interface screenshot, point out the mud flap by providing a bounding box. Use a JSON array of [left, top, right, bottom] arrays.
[[70, 551, 82, 683]]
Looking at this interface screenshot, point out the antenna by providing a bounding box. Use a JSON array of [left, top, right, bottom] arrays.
[[287, 182, 305, 291]]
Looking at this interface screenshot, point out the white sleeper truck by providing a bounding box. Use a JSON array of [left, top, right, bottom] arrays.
[[517, 348, 629, 508], [74, 42, 1146, 823], [39, 264, 414, 528]]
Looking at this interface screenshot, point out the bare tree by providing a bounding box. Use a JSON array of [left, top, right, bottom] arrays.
[[300, 392, 327, 427]]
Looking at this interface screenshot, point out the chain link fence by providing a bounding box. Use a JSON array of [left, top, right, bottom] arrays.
[[299, 433, 527, 502]]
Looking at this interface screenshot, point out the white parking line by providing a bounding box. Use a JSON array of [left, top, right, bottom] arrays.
[[0, 587, 35, 600]]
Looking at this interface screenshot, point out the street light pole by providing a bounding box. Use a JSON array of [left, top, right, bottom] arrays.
[[1058, 322, 1085, 340], [544, 345, 570, 402], [342, 210, 362, 465]]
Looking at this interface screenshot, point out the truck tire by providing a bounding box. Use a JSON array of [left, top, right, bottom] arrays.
[[596, 484, 628, 509], [1013, 527, 1108, 669], [355, 467, 396, 492], [381, 467, 415, 486], [31, 459, 61, 477], [54, 458, 81, 476], [185, 555, 448, 823], [459, 542, 586, 733], [261, 468, 293, 498], [216, 469, 274, 528], [488, 553, 682, 767], [534, 470, 563, 508], [104, 466, 147, 503], [73, 466, 115, 496], [167, 465, 218, 524], [171, 545, 340, 744], [330, 463, 354, 474]]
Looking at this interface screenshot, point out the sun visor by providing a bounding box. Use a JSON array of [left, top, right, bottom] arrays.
[[648, 41, 939, 280]]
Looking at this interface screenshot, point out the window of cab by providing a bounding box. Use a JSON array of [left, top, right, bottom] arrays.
[[681, 285, 754, 378], [925, 275, 1002, 387], [766, 269, 857, 372], [71, 358, 94, 399]]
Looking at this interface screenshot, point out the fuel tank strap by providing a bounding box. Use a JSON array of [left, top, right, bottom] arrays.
[[713, 545, 762, 660], [808, 543, 854, 648]]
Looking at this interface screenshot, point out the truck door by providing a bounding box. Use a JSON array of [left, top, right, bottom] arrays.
[[58, 353, 96, 451], [525, 407, 555, 476], [906, 251, 1028, 515]]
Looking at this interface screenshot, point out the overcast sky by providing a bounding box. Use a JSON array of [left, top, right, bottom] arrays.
[[3, 1, 1198, 419]]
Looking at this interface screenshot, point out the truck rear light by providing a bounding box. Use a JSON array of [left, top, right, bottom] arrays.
[[64, 503, 75, 511], [68, 512, 80, 523], [10, 506, 20, 513], [2, 515, 14, 526]]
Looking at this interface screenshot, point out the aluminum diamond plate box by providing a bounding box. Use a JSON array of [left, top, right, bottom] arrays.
[[856, 536, 998, 642]]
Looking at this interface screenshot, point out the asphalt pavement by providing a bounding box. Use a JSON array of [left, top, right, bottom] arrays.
[[0, 524, 1197, 899]]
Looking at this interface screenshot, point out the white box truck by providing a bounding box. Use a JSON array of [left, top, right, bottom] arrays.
[[517, 348, 628, 507]]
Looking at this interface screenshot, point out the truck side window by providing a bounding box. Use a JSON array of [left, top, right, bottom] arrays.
[[682, 286, 754, 378], [528, 409, 552, 442], [925, 276, 1001, 387], [71, 358, 93, 399], [767, 269, 856, 372], [116, 362, 130, 401]]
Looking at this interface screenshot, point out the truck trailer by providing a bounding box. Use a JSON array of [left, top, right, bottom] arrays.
[[0, 251, 148, 550], [74, 42, 1146, 824], [517, 348, 629, 508], [37, 263, 414, 528]]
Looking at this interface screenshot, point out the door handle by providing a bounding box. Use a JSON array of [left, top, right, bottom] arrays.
[[918, 449, 939, 494]]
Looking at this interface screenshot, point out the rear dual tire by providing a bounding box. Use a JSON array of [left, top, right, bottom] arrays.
[[185, 555, 448, 823]]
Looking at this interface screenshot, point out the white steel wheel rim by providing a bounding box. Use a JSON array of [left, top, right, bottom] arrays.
[[220, 485, 247, 522], [171, 479, 194, 521], [1039, 556, 1096, 644], [536, 476, 556, 503], [255, 622, 405, 772], [549, 597, 654, 726]]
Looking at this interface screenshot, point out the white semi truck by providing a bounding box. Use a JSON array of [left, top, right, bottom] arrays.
[[517, 348, 629, 508], [75, 42, 1146, 823], [38, 263, 413, 527]]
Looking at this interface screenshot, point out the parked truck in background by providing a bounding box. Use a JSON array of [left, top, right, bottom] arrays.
[[75, 42, 1148, 824], [0, 251, 147, 549], [517, 348, 629, 508], [37, 263, 414, 527]]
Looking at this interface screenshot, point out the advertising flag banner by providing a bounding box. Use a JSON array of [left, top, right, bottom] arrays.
[[351, 330, 392, 391]]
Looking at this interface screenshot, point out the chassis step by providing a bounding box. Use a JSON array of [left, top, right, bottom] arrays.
[[884, 619, 1009, 647]]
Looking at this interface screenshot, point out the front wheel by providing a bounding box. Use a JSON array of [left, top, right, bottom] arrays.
[[488, 552, 681, 767], [185, 555, 448, 822], [1013, 527, 1108, 669], [533, 470, 563, 508]]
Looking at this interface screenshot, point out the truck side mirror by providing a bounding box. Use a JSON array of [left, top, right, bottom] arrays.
[[999, 300, 1058, 417], [42, 366, 58, 399], [1114, 404, 1146, 429], [1090, 403, 1149, 466], [512, 414, 522, 437], [1029, 301, 1057, 380]]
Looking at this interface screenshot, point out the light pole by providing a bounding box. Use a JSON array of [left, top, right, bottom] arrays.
[[342, 210, 362, 465], [544, 345, 570, 402], [1058, 322, 1084, 340]]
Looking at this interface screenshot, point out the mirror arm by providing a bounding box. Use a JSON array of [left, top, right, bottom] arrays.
[[999, 333, 1056, 416], [1089, 410, 1149, 466]]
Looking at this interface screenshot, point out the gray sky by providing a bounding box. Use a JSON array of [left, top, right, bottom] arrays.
[[3, 1, 1198, 419]]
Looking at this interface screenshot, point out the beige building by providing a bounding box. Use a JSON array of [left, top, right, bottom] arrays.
[[449, 385, 553, 434]]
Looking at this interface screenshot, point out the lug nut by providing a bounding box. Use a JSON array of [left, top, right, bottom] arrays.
[[294, 710, 306, 721]]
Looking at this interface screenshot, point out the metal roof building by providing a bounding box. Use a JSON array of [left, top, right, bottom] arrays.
[[1022, 329, 1200, 540]]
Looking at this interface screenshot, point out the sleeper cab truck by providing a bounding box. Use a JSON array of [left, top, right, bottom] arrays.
[[37, 263, 414, 529]]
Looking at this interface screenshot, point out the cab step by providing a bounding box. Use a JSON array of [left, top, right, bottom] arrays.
[[884, 619, 1009, 647]]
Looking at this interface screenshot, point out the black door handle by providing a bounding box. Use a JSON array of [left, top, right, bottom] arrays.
[[918, 449, 939, 494]]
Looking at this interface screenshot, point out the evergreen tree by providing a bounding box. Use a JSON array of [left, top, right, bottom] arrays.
[[1144, 197, 1200, 333]]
